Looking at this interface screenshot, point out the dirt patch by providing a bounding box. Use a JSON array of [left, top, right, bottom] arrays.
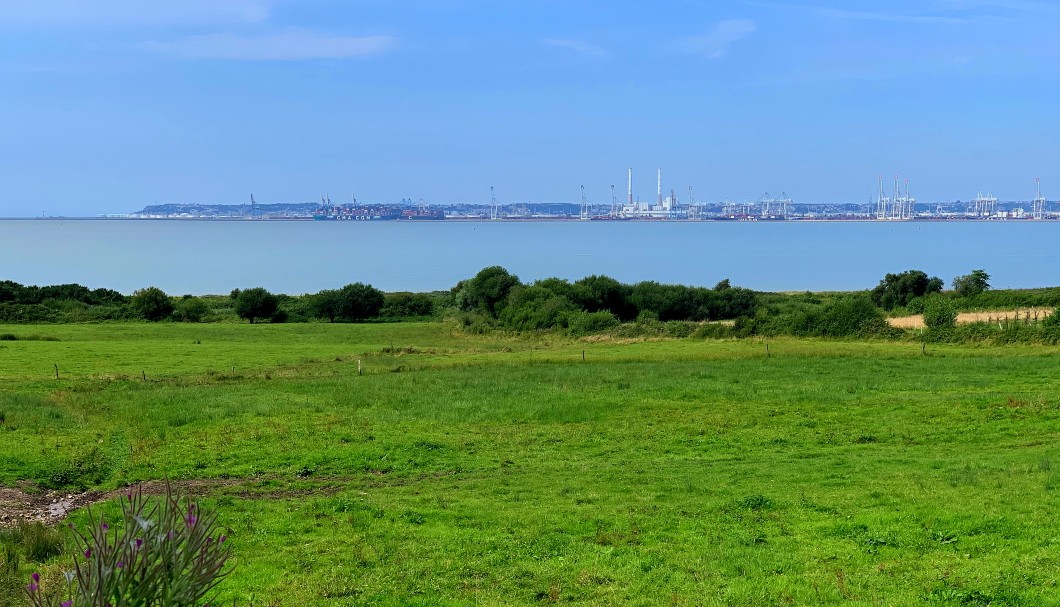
[[0, 476, 374, 528], [0, 487, 103, 527], [0, 479, 245, 528], [888, 308, 1055, 330]]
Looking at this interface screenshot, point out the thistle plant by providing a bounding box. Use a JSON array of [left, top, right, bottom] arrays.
[[24, 483, 231, 607]]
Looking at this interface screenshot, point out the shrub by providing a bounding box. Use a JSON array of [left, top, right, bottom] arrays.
[[24, 483, 232, 607], [784, 296, 889, 338], [1042, 308, 1060, 328], [0, 303, 57, 323], [173, 297, 209, 323], [455, 267, 521, 317], [130, 287, 174, 322], [567, 310, 620, 337], [380, 292, 435, 318], [923, 297, 957, 330]]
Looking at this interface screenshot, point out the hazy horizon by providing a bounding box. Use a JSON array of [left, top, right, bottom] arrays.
[[4, 1, 1060, 216]]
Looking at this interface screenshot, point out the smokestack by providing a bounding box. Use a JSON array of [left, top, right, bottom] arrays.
[[628, 168, 633, 205], [657, 169, 662, 206]]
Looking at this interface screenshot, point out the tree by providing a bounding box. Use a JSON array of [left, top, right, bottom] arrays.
[[573, 275, 636, 321], [334, 283, 385, 322], [234, 287, 278, 323], [457, 266, 521, 317], [130, 287, 174, 321], [952, 269, 991, 298], [871, 270, 944, 310], [312, 289, 341, 322]]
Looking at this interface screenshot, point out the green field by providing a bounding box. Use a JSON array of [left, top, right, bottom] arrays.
[[2, 323, 1059, 605]]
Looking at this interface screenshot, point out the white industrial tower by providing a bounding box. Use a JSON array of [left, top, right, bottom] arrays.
[[1033, 178, 1046, 220], [657, 169, 663, 207], [876, 176, 890, 219]]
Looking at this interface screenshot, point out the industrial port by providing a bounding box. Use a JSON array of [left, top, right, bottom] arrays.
[[129, 170, 1058, 221]]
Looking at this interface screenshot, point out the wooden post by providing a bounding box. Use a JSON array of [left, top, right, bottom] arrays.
[[54, 364, 59, 380], [357, 359, 363, 376], [921, 341, 926, 356], [142, 370, 146, 382], [582, 350, 585, 362], [765, 341, 771, 358]]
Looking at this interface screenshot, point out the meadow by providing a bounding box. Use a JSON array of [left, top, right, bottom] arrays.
[[2, 322, 1059, 605]]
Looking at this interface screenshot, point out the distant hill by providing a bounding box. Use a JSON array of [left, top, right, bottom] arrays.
[[133, 202, 320, 217]]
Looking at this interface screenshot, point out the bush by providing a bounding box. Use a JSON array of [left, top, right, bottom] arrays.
[[499, 285, 578, 331], [567, 310, 620, 337], [0, 303, 57, 323], [1043, 308, 1060, 328], [785, 296, 890, 338], [24, 483, 232, 607], [455, 267, 521, 317], [380, 292, 435, 318], [234, 287, 278, 324], [693, 323, 735, 339], [923, 297, 957, 330], [130, 287, 174, 322], [174, 297, 209, 323]]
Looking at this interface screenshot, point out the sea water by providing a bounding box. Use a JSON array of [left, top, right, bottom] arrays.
[[1, 219, 1057, 294]]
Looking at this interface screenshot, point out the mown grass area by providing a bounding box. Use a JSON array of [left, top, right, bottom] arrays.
[[2, 323, 1060, 605]]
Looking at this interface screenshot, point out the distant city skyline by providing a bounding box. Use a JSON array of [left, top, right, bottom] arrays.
[[3, 0, 1060, 217]]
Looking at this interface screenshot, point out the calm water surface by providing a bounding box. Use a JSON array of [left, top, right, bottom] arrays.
[[1, 219, 1057, 294]]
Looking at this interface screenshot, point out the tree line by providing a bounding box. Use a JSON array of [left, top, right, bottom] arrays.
[[2, 268, 1059, 344]]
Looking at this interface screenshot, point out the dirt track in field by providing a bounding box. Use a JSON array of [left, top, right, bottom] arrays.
[[887, 308, 1055, 329]]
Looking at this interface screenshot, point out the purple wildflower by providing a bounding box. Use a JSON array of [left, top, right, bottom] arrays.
[[116, 561, 124, 569], [31, 572, 39, 583], [101, 522, 109, 531], [136, 538, 143, 548], [84, 548, 93, 559], [27, 582, 38, 592], [63, 601, 72, 607]]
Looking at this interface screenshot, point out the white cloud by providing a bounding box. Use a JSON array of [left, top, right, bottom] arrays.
[[0, 0, 270, 27], [679, 19, 757, 59], [541, 38, 609, 58], [143, 29, 397, 60]]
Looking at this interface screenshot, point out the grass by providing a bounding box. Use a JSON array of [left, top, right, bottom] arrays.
[[2, 322, 1060, 605]]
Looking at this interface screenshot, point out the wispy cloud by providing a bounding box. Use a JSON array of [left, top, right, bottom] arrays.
[[541, 38, 609, 58], [0, 0, 270, 27], [812, 7, 969, 24], [678, 19, 757, 59], [143, 29, 397, 61], [935, 0, 1059, 12]]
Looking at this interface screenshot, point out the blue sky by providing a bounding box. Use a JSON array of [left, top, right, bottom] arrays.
[[3, 0, 1059, 216]]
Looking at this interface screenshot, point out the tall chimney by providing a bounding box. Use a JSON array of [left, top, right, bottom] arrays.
[[657, 169, 663, 206], [627, 168, 633, 205]]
